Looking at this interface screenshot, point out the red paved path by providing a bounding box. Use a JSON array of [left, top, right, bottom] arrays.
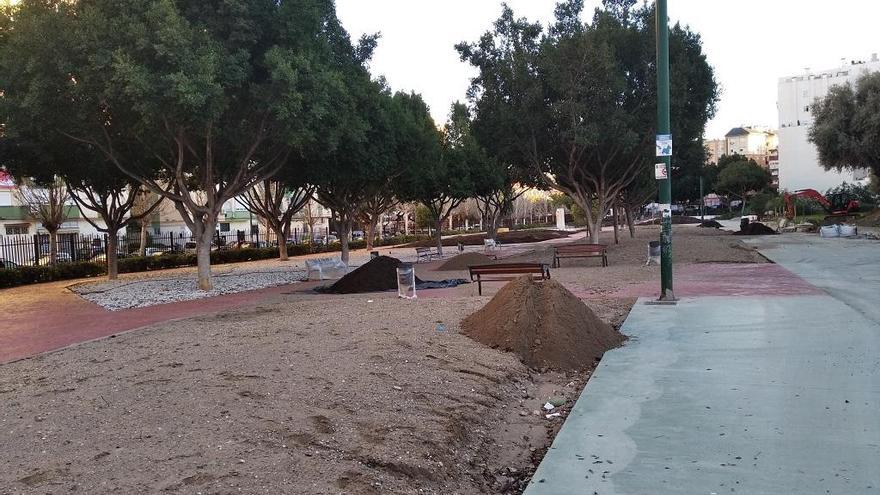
[[0, 280, 321, 364], [1, 261, 820, 365]]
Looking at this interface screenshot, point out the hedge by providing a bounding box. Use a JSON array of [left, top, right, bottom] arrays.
[[0, 262, 106, 289], [0, 235, 430, 289]]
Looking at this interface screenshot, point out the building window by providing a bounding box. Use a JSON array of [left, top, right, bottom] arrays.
[[5, 224, 28, 235], [219, 222, 231, 233]]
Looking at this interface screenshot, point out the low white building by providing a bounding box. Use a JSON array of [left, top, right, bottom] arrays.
[[777, 54, 877, 192]]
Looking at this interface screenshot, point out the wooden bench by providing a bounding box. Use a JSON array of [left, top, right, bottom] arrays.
[[468, 263, 550, 295], [415, 246, 440, 262], [553, 243, 608, 268]]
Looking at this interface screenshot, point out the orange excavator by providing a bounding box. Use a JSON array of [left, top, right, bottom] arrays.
[[783, 189, 860, 220]]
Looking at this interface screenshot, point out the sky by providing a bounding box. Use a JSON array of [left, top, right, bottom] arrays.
[[336, 0, 880, 139]]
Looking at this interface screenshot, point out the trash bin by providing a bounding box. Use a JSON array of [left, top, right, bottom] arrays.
[[396, 263, 416, 299], [740, 217, 750, 231], [646, 241, 661, 266]]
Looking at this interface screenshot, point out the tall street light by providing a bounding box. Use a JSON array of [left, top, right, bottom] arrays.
[[656, 0, 675, 302]]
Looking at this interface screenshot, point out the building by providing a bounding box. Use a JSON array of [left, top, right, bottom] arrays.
[[776, 54, 878, 192], [704, 139, 726, 165], [723, 126, 778, 167]]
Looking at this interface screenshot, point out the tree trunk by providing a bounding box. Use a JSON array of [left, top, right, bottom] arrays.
[[138, 220, 148, 257], [48, 229, 58, 266], [271, 221, 288, 261], [106, 232, 119, 280], [625, 206, 636, 238], [612, 204, 620, 245], [486, 212, 499, 241], [434, 219, 444, 257], [366, 219, 378, 251], [741, 196, 747, 217], [339, 218, 352, 265], [196, 222, 215, 291]]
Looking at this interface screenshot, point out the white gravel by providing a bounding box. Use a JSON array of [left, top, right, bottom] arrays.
[[72, 267, 306, 310]]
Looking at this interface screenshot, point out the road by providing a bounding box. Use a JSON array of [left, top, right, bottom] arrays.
[[526, 233, 880, 494]]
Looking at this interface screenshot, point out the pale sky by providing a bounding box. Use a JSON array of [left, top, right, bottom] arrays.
[[337, 0, 880, 139]]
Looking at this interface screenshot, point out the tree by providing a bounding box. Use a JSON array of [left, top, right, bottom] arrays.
[[0, 0, 357, 290], [458, 1, 718, 243], [809, 72, 880, 178], [714, 159, 772, 215], [14, 177, 69, 265], [130, 188, 160, 258], [241, 180, 314, 260], [396, 100, 477, 256]]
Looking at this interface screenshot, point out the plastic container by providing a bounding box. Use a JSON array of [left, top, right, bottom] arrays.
[[819, 225, 840, 238], [396, 263, 416, 299], [838, 225, 857, 237]]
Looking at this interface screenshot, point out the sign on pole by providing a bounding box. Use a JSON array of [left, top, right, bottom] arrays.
[[654, 163, 668, 180], [655, 134, 672, 157]]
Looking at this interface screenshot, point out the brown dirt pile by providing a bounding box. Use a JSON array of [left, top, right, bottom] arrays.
[[734, 222, 778, 235], [698, 220, 723, 228], [406, 229, 570, 248], [436, 252, 493, 271], [461, 276, 625, 370], [324, 256, 422, 294]]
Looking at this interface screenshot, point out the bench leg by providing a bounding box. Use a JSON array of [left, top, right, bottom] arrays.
[[478, 277, 482, 296], [603, 254, 608, 267]]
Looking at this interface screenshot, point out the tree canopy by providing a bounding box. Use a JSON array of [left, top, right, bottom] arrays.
[[457, 0, 718, 242], [809, 72, 880, 179], [714, 159, 772, 214]]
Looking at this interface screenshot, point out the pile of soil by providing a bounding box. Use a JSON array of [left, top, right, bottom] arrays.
[[734, 222, 778, 236], [436, 252, 493, 271], [855, 209, 880, 227], [323, 256, 422, 294], [698, 220, 723, 228], [405, 229, 571, 248], [461, 276, 625, 370]]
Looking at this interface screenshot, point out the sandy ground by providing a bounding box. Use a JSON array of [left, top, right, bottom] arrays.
[[0, 226, 763, 494]]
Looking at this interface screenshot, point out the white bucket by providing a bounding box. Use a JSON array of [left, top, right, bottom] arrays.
[[819, 225, 840, 238], [396, 264, 416, 299]]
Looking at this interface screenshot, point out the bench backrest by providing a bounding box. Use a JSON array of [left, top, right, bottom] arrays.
[[555, 243, 606, 253], [469, 263, 546, 275], [415, 247, 433, 253]]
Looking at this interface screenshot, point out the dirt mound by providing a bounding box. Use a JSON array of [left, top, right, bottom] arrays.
[[698, 220, 723, 228], [734, 222, 778, 235], [405, 229, 571, 248], [461, 276, 625, 370], [436, 252, 493, 271], [855, 209, 880, 227], [324, 256, 422, 294]]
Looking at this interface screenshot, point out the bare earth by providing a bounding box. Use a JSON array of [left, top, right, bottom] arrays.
[[0, 226, 764, 494]]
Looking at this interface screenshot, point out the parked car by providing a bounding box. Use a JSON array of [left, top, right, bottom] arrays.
[[351, 230, 365, 240], [183, 241, 198, 254], [312, 234, 339, 246], [0, 259, 21, 269], [35, 252, 72, 265]]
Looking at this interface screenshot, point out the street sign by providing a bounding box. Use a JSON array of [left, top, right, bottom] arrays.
[[654, 163, 668, 180], [656, 134, 672, 157]]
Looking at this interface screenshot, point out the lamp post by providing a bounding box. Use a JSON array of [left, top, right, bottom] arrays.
[[656, 0, 675, 302]]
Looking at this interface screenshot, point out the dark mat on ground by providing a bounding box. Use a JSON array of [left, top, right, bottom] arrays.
[[698, 220, 723, 228], [416, 279, 469, 289], [734, 222, 778, 235]]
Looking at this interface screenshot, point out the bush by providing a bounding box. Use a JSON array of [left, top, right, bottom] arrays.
[[0, 262, 105, 289]]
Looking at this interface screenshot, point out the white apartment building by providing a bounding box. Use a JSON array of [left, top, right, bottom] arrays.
[[777, 54, 878, 192], [724, 126, 778, 167]]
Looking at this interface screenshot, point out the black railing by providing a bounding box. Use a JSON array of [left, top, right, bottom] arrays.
[[0, 227, 333, 267]]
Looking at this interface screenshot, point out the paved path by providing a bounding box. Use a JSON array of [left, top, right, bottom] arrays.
[[527, 234, 880, 494]]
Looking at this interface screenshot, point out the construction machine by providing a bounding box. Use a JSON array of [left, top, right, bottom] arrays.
[[783, 189, 860, 220]]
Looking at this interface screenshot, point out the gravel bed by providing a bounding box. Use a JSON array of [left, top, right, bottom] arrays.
[[72, 268, 306, 310]]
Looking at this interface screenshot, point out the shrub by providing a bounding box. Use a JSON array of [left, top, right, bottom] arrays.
[[0, 262, 105, 289]]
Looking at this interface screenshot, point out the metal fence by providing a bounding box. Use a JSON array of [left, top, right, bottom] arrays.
[[0, 226, 332, 267]]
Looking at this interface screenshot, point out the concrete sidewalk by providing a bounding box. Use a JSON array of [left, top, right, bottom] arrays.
[[526, 235, 880, 494]]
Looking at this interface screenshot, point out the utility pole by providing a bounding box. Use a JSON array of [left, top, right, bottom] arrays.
[[700, 176, 705, 223], [656, 0, 675, 302]]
